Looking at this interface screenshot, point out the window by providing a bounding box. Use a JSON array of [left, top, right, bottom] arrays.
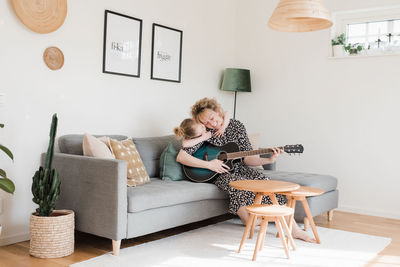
[[332, 6, 400, 56], [347, 19, 400, 49]]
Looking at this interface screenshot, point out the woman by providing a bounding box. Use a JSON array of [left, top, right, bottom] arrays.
[[176, 97, 315, 243]]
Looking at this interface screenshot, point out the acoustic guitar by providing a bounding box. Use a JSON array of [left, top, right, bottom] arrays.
[[182, 142, 304, 183]]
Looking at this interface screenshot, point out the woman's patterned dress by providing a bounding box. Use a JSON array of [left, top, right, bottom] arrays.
[[183, 119, 287, 214]]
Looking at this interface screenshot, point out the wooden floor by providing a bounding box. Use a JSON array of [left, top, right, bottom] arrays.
[[0, 211, 399, 267]]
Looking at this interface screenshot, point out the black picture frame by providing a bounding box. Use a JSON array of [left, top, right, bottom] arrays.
[[151, 23, 183, 83], [102, 10, 142, 78]]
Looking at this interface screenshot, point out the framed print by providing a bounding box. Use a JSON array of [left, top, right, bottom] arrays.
[[151, 23, 183, 83], [103, 10, 142, 77]]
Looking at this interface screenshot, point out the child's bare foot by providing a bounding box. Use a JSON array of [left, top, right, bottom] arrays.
[[292, 226, 316, 243]]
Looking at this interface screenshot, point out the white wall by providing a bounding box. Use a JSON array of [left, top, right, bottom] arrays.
[[0, 0, 239, 245], [235, 0, 400, 219], [2, 0, 399, 246]]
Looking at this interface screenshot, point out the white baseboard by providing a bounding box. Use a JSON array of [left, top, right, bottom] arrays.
[[337, 206, 400, 220], [0, 231, 29, 246]]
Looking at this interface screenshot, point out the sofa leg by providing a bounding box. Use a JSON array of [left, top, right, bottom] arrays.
[[303, 217, 309, 231], [112, 240, 121, 256], [328, 210, 334, 222]]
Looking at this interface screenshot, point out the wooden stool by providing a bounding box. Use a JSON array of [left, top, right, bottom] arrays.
[[283, 186, 324, 244], [238, 205, 296, 261]]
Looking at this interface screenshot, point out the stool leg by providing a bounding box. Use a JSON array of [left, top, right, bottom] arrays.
[[238, 214, 255, 253], [275, 217, 290, 259], [301, 198, 321, 244], [252, 218, 268, 261], [286, 198, 293, 221], [278, 197, 293, 239], [269, 193, 278, 205], [278, 216, 296, 251], [286, 198, 292, 207], [249, 193, 264, 239], [259, 219, 269, 251], [288, 198, 296, 234], [249, 215, 257, 239]]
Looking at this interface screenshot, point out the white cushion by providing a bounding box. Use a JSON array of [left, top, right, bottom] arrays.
[[82, 133, 115, 159]]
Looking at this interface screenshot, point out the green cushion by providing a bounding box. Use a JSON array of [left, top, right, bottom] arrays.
[[160, 143, 185, 181]]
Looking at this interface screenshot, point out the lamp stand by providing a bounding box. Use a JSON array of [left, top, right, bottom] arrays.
[[233, 91, 237, 120]]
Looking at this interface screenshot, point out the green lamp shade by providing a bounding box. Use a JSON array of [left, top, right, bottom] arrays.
[[221, 68, 251, 92]]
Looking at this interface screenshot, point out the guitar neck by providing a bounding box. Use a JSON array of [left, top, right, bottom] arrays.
[[226, 147, 284, 160]]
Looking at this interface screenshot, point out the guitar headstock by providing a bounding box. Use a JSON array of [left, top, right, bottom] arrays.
[[283, 144, 304, 154]]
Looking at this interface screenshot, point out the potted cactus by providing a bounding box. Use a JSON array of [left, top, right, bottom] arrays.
[[29, 114, 75, 258], [0, 123, 15, 236]]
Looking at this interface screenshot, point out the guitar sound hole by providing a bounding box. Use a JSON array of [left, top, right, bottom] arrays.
[[218, 152, 227, 161]]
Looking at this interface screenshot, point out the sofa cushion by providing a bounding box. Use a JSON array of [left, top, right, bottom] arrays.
[[132, 135, 181, 178], [110, 138, 150, 187], [82, 134, 115, 159], [261, 170, 337, 193], [127, 178, 227, 213], [59, 134, 127, 155], [160, 143, 185, 181]]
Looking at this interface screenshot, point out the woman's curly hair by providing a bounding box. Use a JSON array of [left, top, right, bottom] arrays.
[[191, 98, 223, 122]]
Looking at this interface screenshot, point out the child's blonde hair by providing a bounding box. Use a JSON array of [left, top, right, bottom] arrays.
[[173, 118, 198, 139]]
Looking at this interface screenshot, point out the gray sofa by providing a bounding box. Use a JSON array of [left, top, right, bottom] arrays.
[[49, 134, 338, 255]]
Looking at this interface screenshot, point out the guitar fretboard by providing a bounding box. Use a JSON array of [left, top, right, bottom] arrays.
[[226, 147, 284, 160]]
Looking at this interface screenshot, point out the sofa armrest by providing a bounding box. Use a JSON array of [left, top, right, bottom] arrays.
[[41, 153, 128, 240], [260, 151, 276, 171]]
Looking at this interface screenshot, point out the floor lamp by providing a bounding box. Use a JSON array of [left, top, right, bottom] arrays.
[[221, 68, 252, 119]]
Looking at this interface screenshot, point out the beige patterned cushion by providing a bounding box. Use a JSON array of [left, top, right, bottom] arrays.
[[109, 138, 150, 186], [83, 134, 115, 159]]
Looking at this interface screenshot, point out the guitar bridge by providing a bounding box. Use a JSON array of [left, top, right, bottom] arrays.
[[203, 152, 208, 161]]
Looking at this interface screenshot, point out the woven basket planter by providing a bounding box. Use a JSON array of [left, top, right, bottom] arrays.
[[29, 209, 74, 258]]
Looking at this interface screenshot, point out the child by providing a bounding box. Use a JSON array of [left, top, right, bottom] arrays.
[[174, 118, 212, 147], [174, 111, 230, 148]]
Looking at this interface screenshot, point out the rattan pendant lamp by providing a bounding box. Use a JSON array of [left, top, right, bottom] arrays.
[[268, 0, 333, 32]]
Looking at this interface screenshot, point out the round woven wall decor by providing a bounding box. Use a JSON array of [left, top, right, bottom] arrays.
[[11, 0, 67, 34], [43, 46, 64, 70]]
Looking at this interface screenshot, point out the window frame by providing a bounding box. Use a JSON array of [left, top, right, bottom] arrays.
[[331, 5, 400, 57]]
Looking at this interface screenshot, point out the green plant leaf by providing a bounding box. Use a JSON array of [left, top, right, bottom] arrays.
[[0, 124, 4, 128], [0, 169, 6, 178], [0, 178, 15, 194], [0, 144, 14, 160]]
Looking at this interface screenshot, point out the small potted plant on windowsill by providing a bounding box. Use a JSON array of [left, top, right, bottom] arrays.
[[344, 43, 364, 55], [0, 123, 15, 237], [331, 33, 346, 57]]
